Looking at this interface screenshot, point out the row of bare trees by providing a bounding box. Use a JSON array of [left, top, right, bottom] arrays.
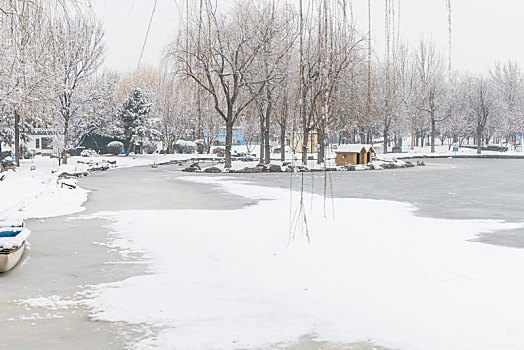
[[169, 0, 367, 167], [0, 1, 106, 165], [3, 1, 524, 168], [167, 0, 524, 167], [0, 2, 173, 166]]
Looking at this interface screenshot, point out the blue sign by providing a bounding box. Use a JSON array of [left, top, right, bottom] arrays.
[[517, 134, 521, 145], [205, 129, 245, 146]]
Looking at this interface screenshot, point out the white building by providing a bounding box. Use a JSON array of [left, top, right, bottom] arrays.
[[2, 128, 55, 157], [26, 128, 54, 156]]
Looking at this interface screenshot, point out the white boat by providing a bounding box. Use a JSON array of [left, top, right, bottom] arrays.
[[0, 242, 26, 272], [0, 227, 30, 273]]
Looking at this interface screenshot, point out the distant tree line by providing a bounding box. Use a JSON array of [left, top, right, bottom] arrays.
[[2, 0, 524, 169]]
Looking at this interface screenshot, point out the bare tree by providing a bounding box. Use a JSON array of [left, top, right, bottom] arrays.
[[247, 2, 297, 164], [416, 39, 447, 153], [491, 61, 523, 144], [467, 75, 496, 154], [170, 1, 267, 168], [0, 0, 55, 166], [51, 14, 104, 164]]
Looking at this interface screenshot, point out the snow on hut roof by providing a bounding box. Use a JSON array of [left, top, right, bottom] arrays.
[[335, 144, 374, 153]]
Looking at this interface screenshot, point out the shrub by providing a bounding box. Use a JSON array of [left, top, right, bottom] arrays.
[[142, 141, 158, 154], [107, 141, 124, 155], [174, 140, 197, 154], [80, 149, 98, 157], [195, 139, 208, 154], [212, 146, 225, 154]]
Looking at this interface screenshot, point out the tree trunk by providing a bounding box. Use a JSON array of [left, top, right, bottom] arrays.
[[62, 116, 69, 165], [317, 126, 324, 164], [14, 110, 20, 167], [302, 128, 309, 165], [259, 113, 265, 164], [383, 128, 388, 154], [411, 122, 415, 150], [477, 127, 482, 154], [280, 121, 286, 162], [301, 101, 308, 165], [431, 117, 436, 153], [224, 118, 233, 168], [264, 113, 270, 165], [197, 93, 203, 140], [264, 88, 272, 165]]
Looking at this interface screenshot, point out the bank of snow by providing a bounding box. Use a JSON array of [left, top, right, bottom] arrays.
[[83, 175, 524, 350], [0, 153, 198, 220], [375, 144, 524, 161], [0, 158, 88, 220]]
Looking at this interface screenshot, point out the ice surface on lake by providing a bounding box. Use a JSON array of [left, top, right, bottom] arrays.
[[83, 176, 524, 350]]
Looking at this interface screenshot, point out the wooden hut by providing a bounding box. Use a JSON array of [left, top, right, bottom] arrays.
[[335, 144, 375, 166]]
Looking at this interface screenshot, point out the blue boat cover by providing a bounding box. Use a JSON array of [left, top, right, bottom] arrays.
[[0, 230, 21, 238]]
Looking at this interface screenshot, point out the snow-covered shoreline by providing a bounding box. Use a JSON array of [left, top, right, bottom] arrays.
[[375, 144, 524, 161], [2, 144, 522, 224], [79, 175, 524, 350], [0, 149, 412, 221], [0, 153, 198, 221]]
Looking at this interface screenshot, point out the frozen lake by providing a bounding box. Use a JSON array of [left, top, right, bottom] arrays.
[[235, 158, 524, 248], [0, 166, 253, 349], [1, 158, 523, 349]]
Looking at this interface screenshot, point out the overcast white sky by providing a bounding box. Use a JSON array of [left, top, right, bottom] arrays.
[[90, 0, 524, 74]]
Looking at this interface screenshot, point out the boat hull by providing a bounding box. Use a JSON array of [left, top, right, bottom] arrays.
[[0, 242, 25, 273]]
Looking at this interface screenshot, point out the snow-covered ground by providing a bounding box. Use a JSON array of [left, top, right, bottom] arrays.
[[220, 143, 524, 166], [0, 153, 197, 220], [78, 175, 524, 350], [2, 142, 519, 219], [0, 157, 88, 220], [376, 144, 524, 160]]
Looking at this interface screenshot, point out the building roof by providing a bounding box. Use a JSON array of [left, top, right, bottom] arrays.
[[335, 144, 374, 153]]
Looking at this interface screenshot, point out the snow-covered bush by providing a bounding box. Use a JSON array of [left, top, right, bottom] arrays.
[[142, 141, 158, 154], [81, 149, 98, 157], [107, 141, 124, 156], [174, 140, 196, 154], [195, 139, 208, 154], [212, 146, 225, 154], [213, 147, 225, 157]]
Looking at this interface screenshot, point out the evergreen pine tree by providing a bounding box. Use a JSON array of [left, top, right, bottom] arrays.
[[117, 87, 153, 155]]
